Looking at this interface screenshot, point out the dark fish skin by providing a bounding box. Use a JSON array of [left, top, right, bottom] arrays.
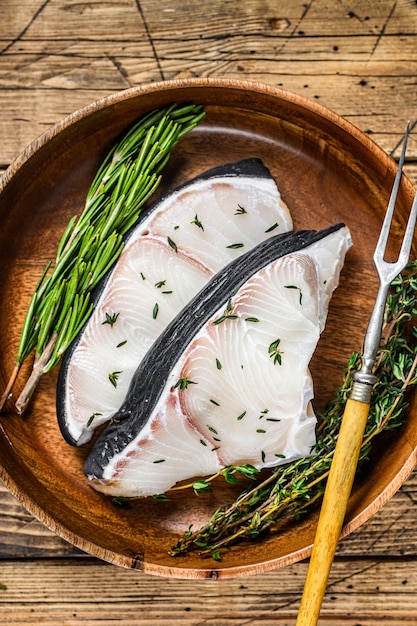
[[188, 157, 274, 181], [84, 223, 346, 480], [56, 158, 276, 446]]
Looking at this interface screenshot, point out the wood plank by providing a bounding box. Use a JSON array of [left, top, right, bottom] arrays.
[[1, 558, 417, 624], [0, 0, 150, 42], [141, 0, 416, 39]]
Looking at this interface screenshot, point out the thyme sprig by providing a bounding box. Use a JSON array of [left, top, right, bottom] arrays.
[[169, 464, 260, 497], [170, 262, 417, 560], [1, 103, 205, 414]]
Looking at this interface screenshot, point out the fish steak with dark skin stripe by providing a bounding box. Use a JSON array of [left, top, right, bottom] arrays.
[[84, 223, 352, 497]]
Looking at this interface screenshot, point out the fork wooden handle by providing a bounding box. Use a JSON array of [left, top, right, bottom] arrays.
[[296, 397, 370, 626]]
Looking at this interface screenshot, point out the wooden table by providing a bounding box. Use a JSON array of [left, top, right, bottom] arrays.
[[1, 1, 417, 623]]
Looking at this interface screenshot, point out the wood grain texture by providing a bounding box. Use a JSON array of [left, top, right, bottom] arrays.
[[1, 558, 417, 624], [0, 0, 416, 165], [1, 0, 417, 622]]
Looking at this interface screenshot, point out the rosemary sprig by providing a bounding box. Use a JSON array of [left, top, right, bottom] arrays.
[[0, 103, 205, 414], [170, 262, 417, 560]]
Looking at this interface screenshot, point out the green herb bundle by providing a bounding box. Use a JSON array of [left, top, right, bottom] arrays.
[[1, 103, 205, 414], [170, 263, 417, 561]]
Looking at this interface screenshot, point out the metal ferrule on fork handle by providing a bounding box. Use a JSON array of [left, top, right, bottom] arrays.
[[350, 374, 376, 403]]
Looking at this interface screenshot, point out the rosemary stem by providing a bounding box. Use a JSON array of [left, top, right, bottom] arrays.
[[15, 332, 58, 415]]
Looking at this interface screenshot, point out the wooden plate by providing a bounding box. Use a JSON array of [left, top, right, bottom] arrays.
[[0, 78, 416, 579]]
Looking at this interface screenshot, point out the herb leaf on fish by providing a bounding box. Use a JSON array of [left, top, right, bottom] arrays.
[[268, 338, 283, 365], [170, 262, 417, 560], [102, 312, 120, 327], [213, 298, 240, 326], [167, 236, 178, 253], [86, 412, 102, 427], [284, 284, 303, 305], [265, 222, 279, 233], [108, 371, 122, 388], [173, 377, 197, 391], [0, 103, 206, 414], [190, 214, 204, 230]]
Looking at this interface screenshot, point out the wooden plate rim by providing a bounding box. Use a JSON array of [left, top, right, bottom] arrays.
[[1, 77, 416, 579]]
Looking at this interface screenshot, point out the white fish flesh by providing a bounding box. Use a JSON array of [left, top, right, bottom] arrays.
[[84, 224, 352, 497], [57, 159, 292, 445]]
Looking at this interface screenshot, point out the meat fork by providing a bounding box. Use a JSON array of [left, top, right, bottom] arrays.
[[296, 123, 417, 626]]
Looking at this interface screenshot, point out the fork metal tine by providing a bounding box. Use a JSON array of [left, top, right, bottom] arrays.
[[374, 121, 412, 281], [356, 123, 416, 386], [398, 191, 417, 270]]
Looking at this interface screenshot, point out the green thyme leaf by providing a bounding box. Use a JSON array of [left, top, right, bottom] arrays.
[[190, 214, 204, 230], [193, 480, 212, 495], [102, 311, 120, 327], [265, 222, 279, 233], [86, 412, 102, 427], [174, 377, 197, 391], [284, 284, 303, 305], [268, 338, 283, 365], [154, 494, 170, 502], [108, 371, 122, 388], [112, 497, 131, 509], [211, 549, 222, 562], [167, 236, 178, 252]]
